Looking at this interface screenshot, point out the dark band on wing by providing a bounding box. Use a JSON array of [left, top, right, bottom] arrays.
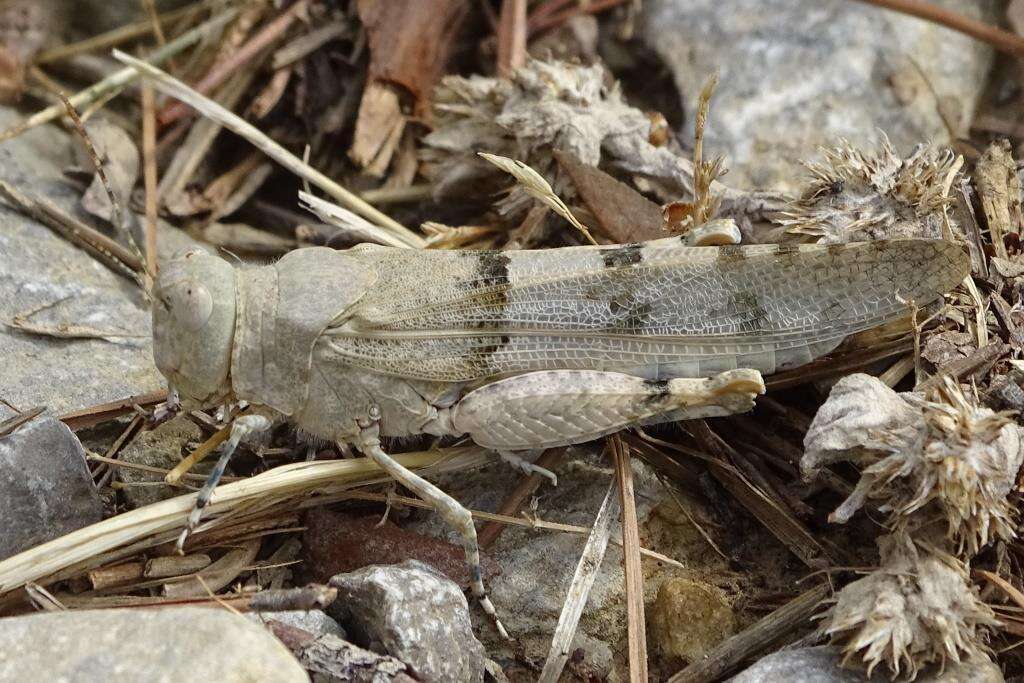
[[472, 251, 513, 373], [602, 243, 643, 268]]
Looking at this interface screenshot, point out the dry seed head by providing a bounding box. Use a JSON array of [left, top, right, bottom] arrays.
[[822, 533, 997, 680], [779, 135, 958, 244], [805, 375, 1022, 556]]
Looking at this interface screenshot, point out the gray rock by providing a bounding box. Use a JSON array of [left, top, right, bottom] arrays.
[[0, 106, 193, 415], [405, 445, 759, 680], [330, 560, 486, 683], [0, 416, 102, 560], [728, 646, 1003, 682], [0, 606, 309, 682], [116, 414, 202, 508], [640, 0, 998, 192], [249, 609, 348, 641]]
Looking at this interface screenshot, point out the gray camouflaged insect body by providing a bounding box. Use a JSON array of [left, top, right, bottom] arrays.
[[150, 220, 970, 636]]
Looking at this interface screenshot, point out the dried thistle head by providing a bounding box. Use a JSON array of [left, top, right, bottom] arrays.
[[778, 136, 959, 244], [804, 375, 1022, 555], [903, 379, 1022, 554], [822, 533, 997, 680], [422, 59, 652, 214]]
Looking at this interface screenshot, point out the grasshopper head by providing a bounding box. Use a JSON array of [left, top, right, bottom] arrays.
[[152, 248, 236, 408]]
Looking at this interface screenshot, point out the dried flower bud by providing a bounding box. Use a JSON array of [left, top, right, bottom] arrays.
[[778, 136, 958, 244], [803, 374, 1022, 555], [822, 533, 997, 679]]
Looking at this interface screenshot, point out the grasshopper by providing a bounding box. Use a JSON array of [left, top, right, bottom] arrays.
[[152, 220, 968, 635]]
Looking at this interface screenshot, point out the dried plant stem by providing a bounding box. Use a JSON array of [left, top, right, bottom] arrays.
[[0, 181, 144, 287], [852, 0, 1024, 58], [112, 50, 424, 248], [612, 435, 648, 683], [141, 83, 159, 280], [35, 0, 222, 63], [667, 584, 830, 683], [0, 447, 492, 598], [59, 390, 167, 431], [159, 0, 308, 126], [497, 0, 528, 76], [539, 480, 619, 683], [0, 8, 238, 142], [59, 93, 145, 277], [165, 422, 232, 485]]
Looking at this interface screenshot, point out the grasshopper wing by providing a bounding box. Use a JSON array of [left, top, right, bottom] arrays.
[[323, 238, 968, 381]]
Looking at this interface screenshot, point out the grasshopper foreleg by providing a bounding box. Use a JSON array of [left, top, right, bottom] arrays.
[[176, 413, 272, 552], [354, 418, 510, 640]]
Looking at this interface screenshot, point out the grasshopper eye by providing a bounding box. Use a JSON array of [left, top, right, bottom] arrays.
[[168, 279, 214, 331]]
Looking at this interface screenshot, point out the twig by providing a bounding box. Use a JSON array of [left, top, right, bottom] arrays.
[[0, 447, 491, 597], [163, 537, 260, 597], [0, 8, 238, 142], [165, 422, 233, 485], [497, 0, 528, 76], [0, 181, 145, 287], [538, 479, 619, 683], [59, 390, 167, 431], [271, 21, 348, 70], [359, 183, 433, 206], [0, 407, 46, 438], [612, 435, 648, 683], [159, 0, 309, 126], [59, 93, 145, 277], [141, 83, 159, 281], [852, 0, 1024, 58], [667, 583, 830, 683], [111, 50, 424, 248]]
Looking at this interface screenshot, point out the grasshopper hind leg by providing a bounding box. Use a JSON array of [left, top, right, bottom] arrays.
[[353, 419, 510, 640], [176, 413, 272, 552]]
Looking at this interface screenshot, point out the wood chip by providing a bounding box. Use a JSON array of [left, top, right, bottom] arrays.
[[555, 149, 664, 243]]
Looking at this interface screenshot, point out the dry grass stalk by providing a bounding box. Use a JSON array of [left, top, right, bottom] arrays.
[[141, 82, 159, 282], [0, 447, 491, 599], [0, 8, 239, 142], [538, 479, 619, 683], [478, 151, 597, 244], [299, 191, 418, 249], [854, 0, 1024, 58], [612, 434, 648, 683], [112, 50, 425, 248]]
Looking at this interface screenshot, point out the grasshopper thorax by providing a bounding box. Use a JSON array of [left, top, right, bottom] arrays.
[[153, 248, 236, 408]]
